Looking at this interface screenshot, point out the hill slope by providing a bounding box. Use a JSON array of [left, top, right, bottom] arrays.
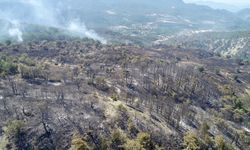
[[0, 40, 249, 149]]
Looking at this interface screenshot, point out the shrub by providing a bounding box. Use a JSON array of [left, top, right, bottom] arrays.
[[0, 55, 18, 76], [124, 139, 145, 150], [233, 109, 244, 123], [0, 135, 8, 150], [214, 135, 235, 150], [117, 104, 127, 112], [18, 54, 36, 66], [128, 118, 138, 136], [0, 61, 18, 75], [215, 68, 221, 75], [94, 77, 109, 91], [136, 132, 154, 150], [183, 131, 200, 150], [110, 129, 126, 150], [100, 136, 109, 150], [214, 135, 224, 150], [69, 134, 91, 150], [19, 65, 43, 80], [111, 94, 119, 101], [123, 131, 161, 150], [3, 120, 25, 137], [197, 66, 205, 73]]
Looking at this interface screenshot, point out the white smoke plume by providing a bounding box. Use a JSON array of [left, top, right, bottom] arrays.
[[68, 21, 107, 44], [0, 0, 106, 43], [8, 28, 23, 42]]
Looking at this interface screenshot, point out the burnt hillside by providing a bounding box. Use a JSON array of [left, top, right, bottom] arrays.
[[0, 40, 249, 150]]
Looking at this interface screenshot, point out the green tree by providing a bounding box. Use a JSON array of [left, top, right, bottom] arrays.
[[69, 134, 91, 150], [214, 135, 224, 150], [3, 120, 26, 150], [19, 53, 35, 66], [110, 129, 126, 150], [197, 66, 205, 73], [0, 55, 18, 76], [124, 139, 145, 150], [200, 122, 209, 139], [183, 131, 200, 150], [100, 136, 109, 150], [214, 135, 236, 150], [3, 120, 25, 137], [136, 132, 154, 150]]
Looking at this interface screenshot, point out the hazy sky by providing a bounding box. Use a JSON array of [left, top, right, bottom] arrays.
[[184, 0, 250, 6], [183, 0, 250, 11]]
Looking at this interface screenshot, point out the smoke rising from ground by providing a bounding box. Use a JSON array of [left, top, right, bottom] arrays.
[[67, 21, 107, 44], [8, 20, 23, 42], [0, 0, 106, 43]]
